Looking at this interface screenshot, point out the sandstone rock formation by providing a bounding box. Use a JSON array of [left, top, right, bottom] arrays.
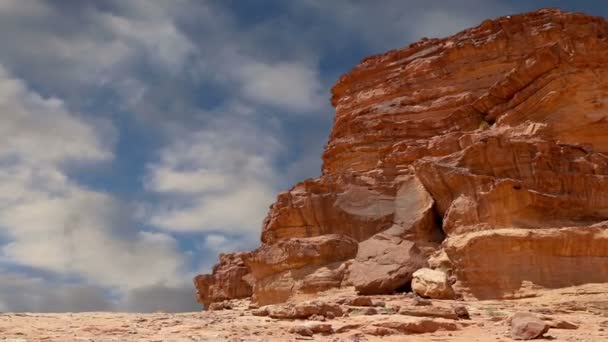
[[193, 253, 252, 307], [195, 8, 608, 306]]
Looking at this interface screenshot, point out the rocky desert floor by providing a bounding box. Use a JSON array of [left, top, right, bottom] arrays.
[[2, 284, 608, 341]]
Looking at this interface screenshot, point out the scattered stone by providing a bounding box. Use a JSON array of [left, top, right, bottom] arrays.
[[290, 323, 333, 336], [376, 318, 459, 334], [307, 323, 333, 334], [342, 296, 374, 307], [335, 324, 362, 333], [547, 319, 578, 330], [361, 326, 398, 336], [251, 308, 269, 316], [308, 314, 326, 321], [510, 312, 549, 340], [373, 300, 386, 307], [267, 301, 343, 320], [412, 296, 432, 306], [399, 306, 458, 320], [453, 305, 471, 320], [208, 301, 232, 311], [289, 326, 313, 337]]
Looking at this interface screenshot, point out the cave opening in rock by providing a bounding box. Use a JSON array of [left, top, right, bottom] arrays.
[[432, 204, 446, 243], [394, 280, 412, 294]]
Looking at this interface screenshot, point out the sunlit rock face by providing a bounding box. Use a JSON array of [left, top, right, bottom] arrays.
[[193, 253, 253, 307], [195, 8, 608, 306]]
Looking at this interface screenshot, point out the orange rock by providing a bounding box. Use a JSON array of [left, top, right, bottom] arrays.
[[244, 234, 357, 305], [193, 252, 252, 308]]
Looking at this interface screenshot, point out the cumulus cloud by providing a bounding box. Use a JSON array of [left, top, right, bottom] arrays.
[[145, 118, 281, 239], [0, 66, 112, 165], [0, 66, 191, 309], [235, 61, 324, 112]]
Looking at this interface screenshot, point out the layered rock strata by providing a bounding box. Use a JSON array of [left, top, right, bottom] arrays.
[[195, 8, 608, 306]]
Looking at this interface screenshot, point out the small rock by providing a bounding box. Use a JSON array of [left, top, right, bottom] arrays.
[[547, 319, 578, 330], [208, 301, 232, 311], [307, 323, 333, 334], [289, 326, 313, 337], [361, 307, 377, 315], [290, 323, 333, 336], [308, 314, 326, 321], [399, 306, 458, 320], [251, 308, 269, 317], [344, 296, 374, 307], [453, 305, 470, 320], [510, 312, 549, 340], [361, 326, 397, 336], [376, 318, 459, 334], [412, 296, 432, 306], [373, 300, 386, 307], [267, 301, 343, 320], [335, 324, 362, 333]]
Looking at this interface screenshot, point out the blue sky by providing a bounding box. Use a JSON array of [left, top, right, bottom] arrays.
[[0, 1, 605, 312]]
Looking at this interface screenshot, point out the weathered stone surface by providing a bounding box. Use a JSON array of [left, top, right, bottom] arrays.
[[195, 8, 608, 306], [375, 318, 460, 334], [510, 312, 549, 340], [547, 319, 578, 330], [244, 234, 357, 305], [399, 306, 459, 320], [411, 268, 456, 299], [347, 176, 442, 295], [442, 226, 608, 299], [193, 253, 252, 308], [266, 301, 344, 320]]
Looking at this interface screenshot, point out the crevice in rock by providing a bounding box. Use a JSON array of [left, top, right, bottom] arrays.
[[394, 280, 413, 294], [431, 204, 446, 243]]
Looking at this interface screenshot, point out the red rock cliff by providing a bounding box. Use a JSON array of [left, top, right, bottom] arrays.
[[195, 8, 608, 306]]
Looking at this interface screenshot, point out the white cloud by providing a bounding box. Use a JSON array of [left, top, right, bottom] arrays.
[[145, 118, 281, 237], [235, 61, 324, 112], [0, 66, 188, 294], [0, 66, 112, 165]]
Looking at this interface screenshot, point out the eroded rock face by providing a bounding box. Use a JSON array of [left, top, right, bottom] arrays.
[[244, 234, 358, 305], [195, 8, 608, 306], [193, 253, 253, 307]]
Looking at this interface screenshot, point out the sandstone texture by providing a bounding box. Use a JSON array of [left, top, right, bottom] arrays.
[[196, 8, 608, 306], [193, 252, 252, 307]]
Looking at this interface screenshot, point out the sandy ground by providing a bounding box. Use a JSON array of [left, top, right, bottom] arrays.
[[2, 284, 608, 341]]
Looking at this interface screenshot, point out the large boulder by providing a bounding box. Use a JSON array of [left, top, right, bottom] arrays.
[[411, 268, 455, 299], [348, 175, 441, 295], [510, 312, 549, 340]]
